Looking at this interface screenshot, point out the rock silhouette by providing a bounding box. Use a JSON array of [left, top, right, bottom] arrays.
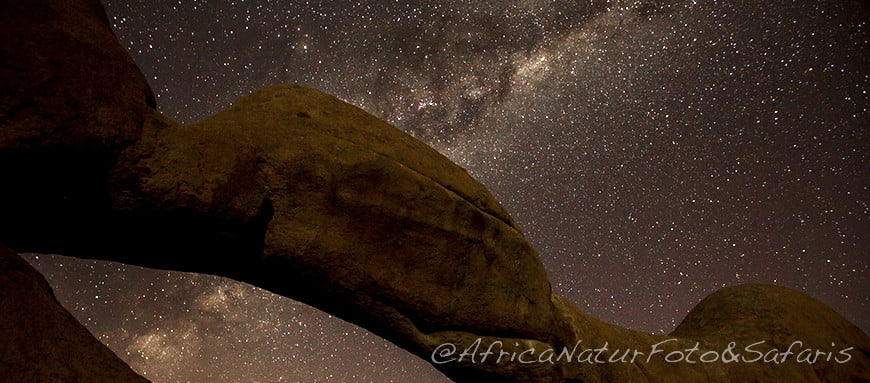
[[1, 0, 868, 382], [0, 244, 149, 382]]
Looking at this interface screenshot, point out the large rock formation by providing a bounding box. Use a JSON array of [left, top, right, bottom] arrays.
[[1, 0, 868, 382]]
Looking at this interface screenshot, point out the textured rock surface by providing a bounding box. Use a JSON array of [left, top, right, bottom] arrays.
[[109, 84, 561, 346], [0, 243, 150, 383], [1, 0, 868, 382]]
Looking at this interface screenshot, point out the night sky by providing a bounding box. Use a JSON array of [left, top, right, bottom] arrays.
[[24, 0, 868, 382]]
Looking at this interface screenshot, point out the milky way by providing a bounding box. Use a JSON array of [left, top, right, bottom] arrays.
[[25, 0, 868, 382]]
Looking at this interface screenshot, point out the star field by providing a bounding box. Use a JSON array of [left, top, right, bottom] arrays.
[[25, 0, 868, 382]]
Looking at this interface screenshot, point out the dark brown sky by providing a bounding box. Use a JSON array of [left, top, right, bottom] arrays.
[[26, 0, 869, 381]]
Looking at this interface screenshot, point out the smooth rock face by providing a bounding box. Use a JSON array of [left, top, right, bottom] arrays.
[[1, 0, 868, 382], [671, 284, 870, 383], [0, 244, 149, 383]]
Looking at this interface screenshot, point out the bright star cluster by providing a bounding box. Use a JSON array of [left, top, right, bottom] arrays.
[[25, 0, 868, 382]]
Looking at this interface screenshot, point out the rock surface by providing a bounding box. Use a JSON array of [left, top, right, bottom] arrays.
[[109, 83, 562, 348], [0, 243, 150, 383], [1, 0, 868, 382], [671, 284, 870, 383]]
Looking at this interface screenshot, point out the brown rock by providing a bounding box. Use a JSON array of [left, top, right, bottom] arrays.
[[104, 84, 571, 381], [0, 243, 149, 383], [109, 84, 559, 342], [671, 284, 870, 383]]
